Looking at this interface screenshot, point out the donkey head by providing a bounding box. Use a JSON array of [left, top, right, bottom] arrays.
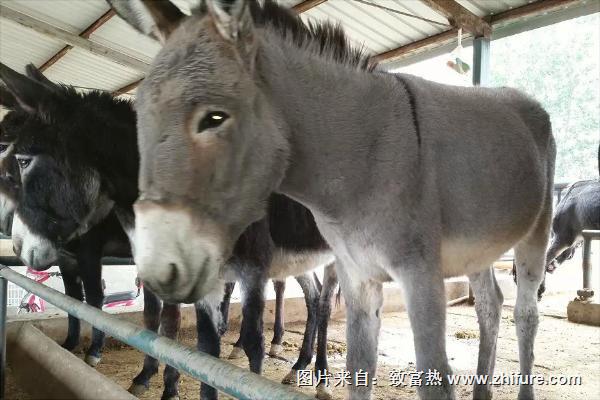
[[0, 63, 115, 269], [112, 0, 288, 302], [0, 87, 23, 236]]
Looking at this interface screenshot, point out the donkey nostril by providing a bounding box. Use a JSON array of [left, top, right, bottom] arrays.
[[167, 263, 179, 286]]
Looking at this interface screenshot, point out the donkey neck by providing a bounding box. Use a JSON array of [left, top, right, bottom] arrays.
[[259, 38, 420, 221], [79, 103, 139, 212]]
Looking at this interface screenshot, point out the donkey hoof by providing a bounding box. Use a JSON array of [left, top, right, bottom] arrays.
[[162, 396, 180, 400], [61, 341, 78, 352], [228, 346, 245, 359], [316, 384, 333, 400], [84, 354, 101, 367], [128, 384, 148, 396], [281, 370, 298, 385], [268, 343, 283, 357]]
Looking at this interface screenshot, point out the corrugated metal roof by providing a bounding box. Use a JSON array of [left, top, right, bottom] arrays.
[[301, 0, 450, 54], [0, 18, 66, 73], [0, 0, 594, 98], [43, 47, 142, 92], [90, 15, 162, 63], [3, 0, 109, 34]]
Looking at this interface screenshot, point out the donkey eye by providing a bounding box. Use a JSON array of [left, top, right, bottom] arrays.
[[197, 111, 229, 133], [16, 156, 32, 170]]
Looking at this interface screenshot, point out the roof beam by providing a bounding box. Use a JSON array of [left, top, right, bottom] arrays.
[[0, 5, 150, 73], [487, 0, 582, 26], [39, 9, 116, 72], [114, 0, 328, 96], [420, 0, 491, 37], [375, 0, 585, 64], [113, 78, 143, 97], [292, 0, 327, 14]]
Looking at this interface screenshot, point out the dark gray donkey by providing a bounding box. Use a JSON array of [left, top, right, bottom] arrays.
[[112, 1, 555, 399], [545, 179, 600, 271]]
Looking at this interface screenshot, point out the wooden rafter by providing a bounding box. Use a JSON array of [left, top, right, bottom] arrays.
[[39, 9, 116, 72], [113, 78, 143, 97], [487, 0, 582, 26], [420, 0, 491, 37], [114, 0, 329, 95], [292, 0, 327, 14], [375, 0, 585, 64]]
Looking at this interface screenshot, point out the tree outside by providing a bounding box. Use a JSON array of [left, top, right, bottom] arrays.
[[491, 13, 599, 183], [395, 13, 599, 183]]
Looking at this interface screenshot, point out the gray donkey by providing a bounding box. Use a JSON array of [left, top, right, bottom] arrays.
[[110, 1, 555, 399]]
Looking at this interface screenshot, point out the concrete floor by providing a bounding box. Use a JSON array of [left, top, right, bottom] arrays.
[[8, 293, 591, 400], [5, 246, 599, 400]]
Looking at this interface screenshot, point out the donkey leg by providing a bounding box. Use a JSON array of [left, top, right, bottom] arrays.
[[130, 287, 162, 396], [195, 289, 224, 400], [80, 258, 105, 367], [337, 266, 383, 400], [269, 279, 286, 357], [160, 303, 182, 400], [239, 273, 267, 374], [395, 266, 454, 400], [282, 273, 319, 384], [514, 219, 551, 400], [219, 281, 235, 336], [228, 336, 245, 359], [59, 265, 83, 351], [227, 280, 246, 360], [469, 267, 504, 400], [314, 263, 338, 400]]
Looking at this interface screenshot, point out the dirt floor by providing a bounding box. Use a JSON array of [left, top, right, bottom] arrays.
[[8, 293, 598, 400]]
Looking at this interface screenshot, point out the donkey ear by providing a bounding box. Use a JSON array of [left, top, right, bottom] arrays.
[[206, 0, 255, 45], [0, 85, 20, 111], [107, 0, 185, 44], [25, 64, 59, 93], [0, 63, 53, 114]]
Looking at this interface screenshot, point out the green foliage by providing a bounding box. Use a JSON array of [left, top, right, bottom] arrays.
[[490, 14, 600, 182]]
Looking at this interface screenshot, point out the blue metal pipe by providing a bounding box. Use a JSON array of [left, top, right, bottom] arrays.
[[0, 265, 312, 400], [0, 256, 134, 266]]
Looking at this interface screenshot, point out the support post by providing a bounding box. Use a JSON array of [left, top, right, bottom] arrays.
[[583, 236, 592, 290], [0, 277, 7, 400], [577, 230, 599, 301], [472, 36, 490, 86]]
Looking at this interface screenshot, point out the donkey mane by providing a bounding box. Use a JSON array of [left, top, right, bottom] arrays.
[[40, 85, 134, 125], [197, 0, 376, 71]]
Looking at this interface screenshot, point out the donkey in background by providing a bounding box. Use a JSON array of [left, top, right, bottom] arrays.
[[0, 62, 338, 400], [1, 79, 132, 367], [114, 1, 556, 399]]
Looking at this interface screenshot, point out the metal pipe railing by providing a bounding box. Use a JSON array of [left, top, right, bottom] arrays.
[[0, 256, 134, 266], [0, 265, 312, 400]]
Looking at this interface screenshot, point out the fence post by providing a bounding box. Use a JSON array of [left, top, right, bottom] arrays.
[[0, 277, 7, 400]]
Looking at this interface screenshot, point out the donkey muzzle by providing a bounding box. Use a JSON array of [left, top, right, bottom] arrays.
[[134, 200, 227, 303], [11, 212, 59, 270]]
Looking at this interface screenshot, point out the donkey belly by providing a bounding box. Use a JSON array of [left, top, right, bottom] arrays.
[[268, 248, 335, 280], [441, 238, 513, 278]]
